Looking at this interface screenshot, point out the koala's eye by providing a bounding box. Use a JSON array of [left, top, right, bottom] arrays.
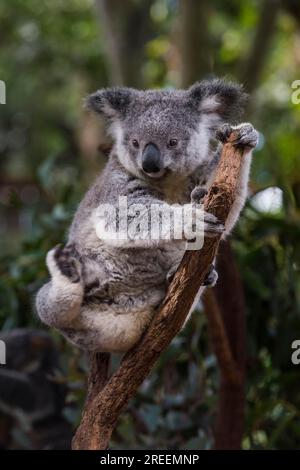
[[132, 139, 139, 148], [169, 139, 178, 147]]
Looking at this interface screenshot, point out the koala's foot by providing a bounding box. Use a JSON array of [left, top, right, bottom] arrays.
[[51, 243, 82, 283], [216, 122, 259, 149], [37, 245, 84, 329], [203, 264, 218, 287]]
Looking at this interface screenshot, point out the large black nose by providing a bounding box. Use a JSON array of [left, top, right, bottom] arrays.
[[142, 143, 161, 174]]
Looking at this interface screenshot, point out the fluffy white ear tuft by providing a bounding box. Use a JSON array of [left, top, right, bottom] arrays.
[[198, 95, 221, 114]]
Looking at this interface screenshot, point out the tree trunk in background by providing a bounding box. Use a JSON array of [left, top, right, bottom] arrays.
[[240, 0, 280, 95], [213, 241, 247, 449], [95, 0, 153, 87], [179, 0, 213, 87], [283, 0, 300, 26]]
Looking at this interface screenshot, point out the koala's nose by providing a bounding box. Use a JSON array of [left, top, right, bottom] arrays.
[[142, 143, 162, 174]]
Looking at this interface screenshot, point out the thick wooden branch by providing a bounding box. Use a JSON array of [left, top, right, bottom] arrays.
[[83, 353, 111, 409], [72, 132, 247, 450]]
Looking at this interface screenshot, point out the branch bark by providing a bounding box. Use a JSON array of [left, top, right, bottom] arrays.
[[84, 353, 111, 406], [72, 131, 248, 450]]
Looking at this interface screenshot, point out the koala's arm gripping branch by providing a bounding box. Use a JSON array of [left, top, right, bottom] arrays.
[[72, 131, 246, 450]]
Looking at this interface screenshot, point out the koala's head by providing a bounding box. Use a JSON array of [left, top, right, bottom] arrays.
[[86, 79, 246, 180]]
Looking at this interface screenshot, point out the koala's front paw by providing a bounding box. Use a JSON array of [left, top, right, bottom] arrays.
[[190, 188, 224, 236], [183, 205, 224, 241], [216, 122, 259, 149], [47, 244, 82, 283], [191, 186, 208, 204], [203, 212, 225, 237], [203, 264, 218, 287]]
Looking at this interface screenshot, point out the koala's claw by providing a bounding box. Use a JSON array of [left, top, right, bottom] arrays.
[[203, 264, 218, 287], [216, 122, 259, 149], [232, 123, 259, 149], [191, 186, 208, 204], [54, 243, 82, 283]]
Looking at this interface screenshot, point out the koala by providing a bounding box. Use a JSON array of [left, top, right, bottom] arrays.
[[36, 79, 259, 353]]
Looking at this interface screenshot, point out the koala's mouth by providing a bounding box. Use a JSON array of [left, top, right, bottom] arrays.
[[141, 167, 170, 179], [142, 168, 168, 179]]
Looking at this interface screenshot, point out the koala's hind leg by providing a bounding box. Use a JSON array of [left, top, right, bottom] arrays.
[[36, 245, 84, 328]]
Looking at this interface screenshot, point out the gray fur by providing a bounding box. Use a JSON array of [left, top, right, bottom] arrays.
[[36, 79, 258, 353]]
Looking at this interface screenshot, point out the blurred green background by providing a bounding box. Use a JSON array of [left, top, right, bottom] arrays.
[[0, 0, 300, 450]]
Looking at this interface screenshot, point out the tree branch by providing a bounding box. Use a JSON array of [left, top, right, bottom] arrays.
[[72, 131, 249, 450], [84, 353, 111, 406]]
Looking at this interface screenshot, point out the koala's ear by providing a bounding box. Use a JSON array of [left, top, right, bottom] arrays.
[[188, 78, 247, 121], [85, 87, 135, 120]]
